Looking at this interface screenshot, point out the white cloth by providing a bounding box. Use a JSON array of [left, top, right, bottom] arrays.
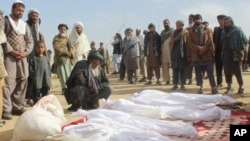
[[72, 109, 198, 139], [8, 15, 26, 35], [101, 99, 231, 121], [132, 90, 236, 106], [63, 118, 173, 141], [69, 26, 90, 63], [74, 21, 83, 28]]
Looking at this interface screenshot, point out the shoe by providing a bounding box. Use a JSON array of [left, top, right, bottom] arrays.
[[238, 88, 244, 94], [128, 81, 134, 84], [144, 81, 152, 85], [67, 103, 80, 111], [165, 81, 170, 85], [138, 78, 147, 82], [217, 84, 223, 89], [197, 89, 203, 94], [111, 71, 118, 74], [118, 78, 124, 81], [188, 80, 192, 85], [156, 81, 162, 85], [180, 85, 186, 91], [212, 89, 219, 94], [2, 112, 12, 120], [224, 88, 234, 94], [0, 120, 6, 127], [12, 109, 25, 116], [171, 85, 178, 90]]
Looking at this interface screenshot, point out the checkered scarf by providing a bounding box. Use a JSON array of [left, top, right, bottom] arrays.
[[222, 25, 248, 50]]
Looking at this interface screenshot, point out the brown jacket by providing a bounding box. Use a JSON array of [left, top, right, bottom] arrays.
[[53, 34, 75, 65], [187, 26, 214, 62]]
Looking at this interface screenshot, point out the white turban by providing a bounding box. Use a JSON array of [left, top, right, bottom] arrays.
[[14, 0, 23, 4], [28, 8, 39, 15], [74, 21, 83, 28]]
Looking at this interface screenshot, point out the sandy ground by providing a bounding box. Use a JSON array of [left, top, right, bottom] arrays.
[[1, 68, 250, 140]]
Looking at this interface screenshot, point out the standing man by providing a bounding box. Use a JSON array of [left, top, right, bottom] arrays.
[[188, 14, 218, 94], [222, 16, 248, 94], [123, 28, 140, 84], [161, 19, 174, 85], [111, 33, 122, 74], [213, 14, 226, 88], [169, 20, 188, 91], [186, 14, 194, 85], [69, 21, 90, 64], [53, 24, 75, 95], [2, 1, 33, 119], [90, 41, 97, 52], [136, 28, 147, 82], [0, 9, 8, 124], [98, 42, 109, 74], [144, 23, 162, 85]]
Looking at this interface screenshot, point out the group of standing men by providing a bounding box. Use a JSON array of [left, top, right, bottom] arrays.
[[117, 13, 248, 95], [0, 0, 112, 121]]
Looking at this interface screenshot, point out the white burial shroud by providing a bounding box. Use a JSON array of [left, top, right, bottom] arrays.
[[71, 109, 198, 139], [63, 118, 174, 141], [130, 90, 236, 107], [100, 98, 231, 121]]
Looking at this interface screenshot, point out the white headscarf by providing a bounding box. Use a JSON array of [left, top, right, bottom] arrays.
[[69, 21, 90, 61]]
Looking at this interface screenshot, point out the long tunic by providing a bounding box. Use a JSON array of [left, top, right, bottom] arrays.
[[29, 55, 51, 89], [147, 33, 160, 67], [123, 36, 140, 70], [53, 34, 75, 89], [223, 38, 241, 74]]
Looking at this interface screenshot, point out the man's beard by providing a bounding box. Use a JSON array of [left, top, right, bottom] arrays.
[[195, 22, 201, 26], [60, 33, 67, 37], [90, 65, 100, 77], [224, 25, 231, 31], [164, 25, 169, 29], [126, 36, 131, 40]]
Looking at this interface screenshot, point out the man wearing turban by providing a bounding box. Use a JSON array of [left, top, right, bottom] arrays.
[[53, 23, 75, 95], [65, 51, 112, 111], [69, 21, 91, 65]]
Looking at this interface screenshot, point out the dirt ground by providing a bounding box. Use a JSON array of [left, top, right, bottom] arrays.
[[1, 67, 250, 140]]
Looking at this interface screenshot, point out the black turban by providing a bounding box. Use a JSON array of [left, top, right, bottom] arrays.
[[148, 23, 155, 28], [194, 14, 202, 20], [87, 51, 103, 61], [58, 24, 68, 30], [125, 28, 133, 33]]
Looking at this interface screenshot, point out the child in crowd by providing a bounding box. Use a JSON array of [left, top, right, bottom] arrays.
[[29, 41, 51, 103]]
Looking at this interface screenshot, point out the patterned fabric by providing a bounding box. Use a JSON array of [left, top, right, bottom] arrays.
[[222, 25, 248, 50]]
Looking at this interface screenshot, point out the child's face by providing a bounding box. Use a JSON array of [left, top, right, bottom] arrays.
[[36, 43, 45, 55]]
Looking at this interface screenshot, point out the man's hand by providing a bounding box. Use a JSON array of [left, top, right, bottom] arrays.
[[10, 51, 28, 59], [199, 46, 206, 55], [19, 51, 28, 59]]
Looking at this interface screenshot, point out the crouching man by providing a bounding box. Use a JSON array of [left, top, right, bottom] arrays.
[[65, 51, 112, 111]]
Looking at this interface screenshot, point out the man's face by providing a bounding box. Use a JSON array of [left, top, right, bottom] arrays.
[[12, 6, 25, 19], [224, 19, 232, 29], [90, 59, 100, 69], [29, 12, 39, 24], [217, 18, 224, 27], [75, 25, 82, 34], [188, 16, 194, 25], [163, 20, 170, 29], [148, 27, 155, 33], [136, 30, 141, 36], [176, 23, 183, 30], [100, 44, 104, 48], [125, 31, 132, 37], [194, 18, 202, 26], [59, 27, 67, 34]]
